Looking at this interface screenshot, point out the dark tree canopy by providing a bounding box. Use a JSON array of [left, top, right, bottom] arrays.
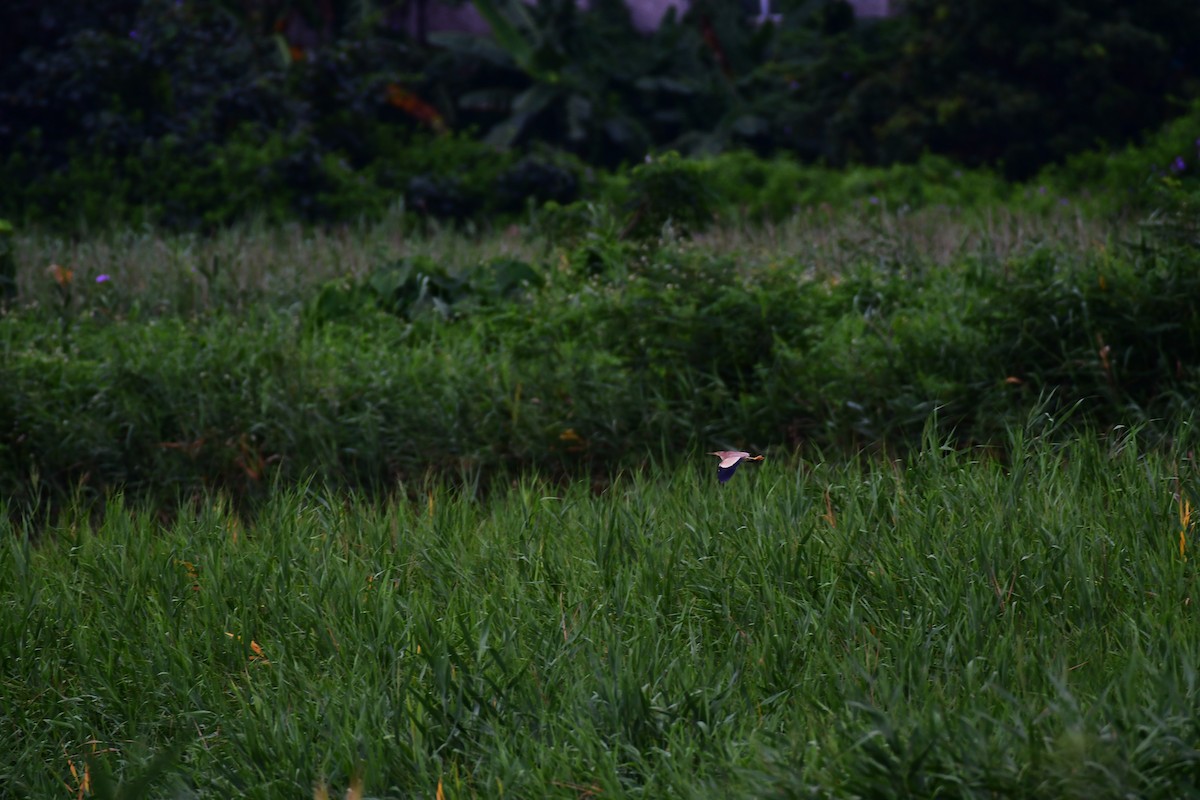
[[1, 0, 1198, 224], [840, 0, 1200, 177]]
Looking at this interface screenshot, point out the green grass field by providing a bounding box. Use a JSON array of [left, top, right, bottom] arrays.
[[3, 202, 1200, 797], [3, 423, 1200, 798]]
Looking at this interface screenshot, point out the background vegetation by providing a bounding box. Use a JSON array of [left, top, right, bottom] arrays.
[[3, 0, 1200, 796], [3, 0, 1200, 228], [2, 195, 1198, 513]]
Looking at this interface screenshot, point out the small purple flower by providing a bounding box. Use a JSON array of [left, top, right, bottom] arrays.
[[96, 274, 111, 283], [129, 29, 139, 40], [868, 196, 879, 205], [1170, 156, 1186, 173]]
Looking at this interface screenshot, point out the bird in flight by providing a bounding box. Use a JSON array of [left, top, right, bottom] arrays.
[[709, 450, 764, 484]]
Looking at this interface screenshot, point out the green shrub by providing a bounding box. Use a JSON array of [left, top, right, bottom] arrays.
[[620, 152, 716, 240], [1140, 176, 1200, 252], [705, 151, 1015, 219], [536, 152, 716, 245], [305, 254, 546, 329], [1040, 100, 1200, 214]]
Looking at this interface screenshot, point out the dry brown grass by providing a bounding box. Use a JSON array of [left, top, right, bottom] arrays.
[[698, 203, 1120, 271], [11, 205, 1125, 314]]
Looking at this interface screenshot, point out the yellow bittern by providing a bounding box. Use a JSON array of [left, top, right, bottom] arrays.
[[709, 450, 764, 484]]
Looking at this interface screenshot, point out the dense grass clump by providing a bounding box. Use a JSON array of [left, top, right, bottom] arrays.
[[3, 427, 1199, 797]]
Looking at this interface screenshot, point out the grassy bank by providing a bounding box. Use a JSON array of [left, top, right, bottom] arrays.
[[2, 205, 1198, 511], [3, 427, 1198, 797]]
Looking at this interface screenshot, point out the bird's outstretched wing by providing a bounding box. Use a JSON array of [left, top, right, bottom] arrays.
[[716, 461, 741, 484]]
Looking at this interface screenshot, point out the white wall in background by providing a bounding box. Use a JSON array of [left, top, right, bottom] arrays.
[[396, 0, 893, 39]]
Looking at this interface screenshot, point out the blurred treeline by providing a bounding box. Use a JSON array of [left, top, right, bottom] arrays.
[[2, 0, 1199, 228]]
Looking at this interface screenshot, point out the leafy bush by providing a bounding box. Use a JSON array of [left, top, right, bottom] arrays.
[[619, 151, 716, 239], [1140, 176, 1200, 252], [1038, 99, 1200, 214], [304, 255, 545, 327], [533, 152, 716, 246]]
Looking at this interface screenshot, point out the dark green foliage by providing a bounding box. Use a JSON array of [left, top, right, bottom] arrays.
[[973, 243, 1200, 418], [1141, 176, 1200, 252], [305, 254, 545, 326], [82, 737, 193, 800], [620, 152, 717, 239], [404, 173, 476, 220], [5, 0, 1200, 228], [431, 0, 659, 161], [0, 219, 14, 308], [2, 1, 294, 171], [537, 151, 717, 244], [0, 0, 513, 228], [844, 0, 1200, 178], [495, 153, 582, 211]]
